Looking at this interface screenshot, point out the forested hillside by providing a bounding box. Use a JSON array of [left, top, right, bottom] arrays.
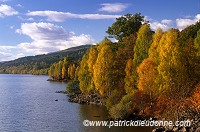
[[0, 45, 91, 74]]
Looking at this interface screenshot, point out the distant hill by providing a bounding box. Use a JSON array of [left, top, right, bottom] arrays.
[[0, 45, 92, 74]]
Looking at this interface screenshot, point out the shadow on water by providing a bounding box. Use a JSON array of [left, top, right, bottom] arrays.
[[78, 104, 154, 132]]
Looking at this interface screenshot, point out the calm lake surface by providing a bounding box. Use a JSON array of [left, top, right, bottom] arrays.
[[0, 74, 153, 132]]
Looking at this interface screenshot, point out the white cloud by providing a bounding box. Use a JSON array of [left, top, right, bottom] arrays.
[[161, 19, 172, 24], [17, 16, 34, 21], [16, 4, 23, 8], [0, 46, 16, 50], [196, 14, 200, 20], [16, 34, 95, 55], [147, 14, 200, 31], [0, 46, 22, 61], [27, 10, 121, 22], [150, 21, 171, 31], [144, 16, 173, 31], [176, 19, 194, 29], [0, 52, 13, 61], [176, 14, 200, 30], [16, 22, 95, 53], [16, 22, 74, 41], [145, 16, 172, 31], [99, 3, 128, 13], [0, 51, 24, 62], [1, 22, 96, 61], [0, 22, 96, 61], [0, 4, 18, 17]]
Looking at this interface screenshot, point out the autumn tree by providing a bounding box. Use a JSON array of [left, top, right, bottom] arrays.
[[179, 21, 200, 47], [194, 29, 200, 56], [121, 34, 137, 59], [113, 34, 137, 93], [124, 59, 136, 94], [148, 28, 163, 64], [146, 29, 163, 94], [74, 66, 79, 81], [87, 47, 98, 73], [78, 52, 93, 92], [98, 37, 136, 109], [48, 57, 71, 81], [49, 63, 55, 79], [157, 29, 190, 98], [135, 29, 163, 98], [133, 24, 153, 67], [87, 46, 98, 90], [137, 58, 156, 99], [180, 22, 200, 80], [58, 61, 63, 80], [93, 43, 114, 95], [127, 24, 153, 90], [61, 57, 68, 80], [68, 64, 76, 80], [62, 66, 67, 80]]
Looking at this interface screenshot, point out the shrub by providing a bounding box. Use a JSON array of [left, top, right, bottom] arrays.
[[66, 81, 80, 94], [109, 94, 133, 119], [106, 89, 124, 110]]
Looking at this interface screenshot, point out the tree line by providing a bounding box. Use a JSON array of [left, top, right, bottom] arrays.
[[49, 13, 200, 120], [48, 57, 78, 81]]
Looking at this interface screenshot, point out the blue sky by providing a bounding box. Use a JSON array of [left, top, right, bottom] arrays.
[[0, 0, 199, 61]]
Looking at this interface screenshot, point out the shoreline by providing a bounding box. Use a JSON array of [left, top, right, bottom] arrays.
[[56, 90, 200, 132], [50, 76, 200, 132], [47, 78, 67, 82], [58, 91, 106, 106]]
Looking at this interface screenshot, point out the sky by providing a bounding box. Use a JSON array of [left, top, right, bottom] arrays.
[[0, 0, 199, 61]]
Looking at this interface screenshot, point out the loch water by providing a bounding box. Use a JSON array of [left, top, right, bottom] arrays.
[[0, 74, 152, 132]]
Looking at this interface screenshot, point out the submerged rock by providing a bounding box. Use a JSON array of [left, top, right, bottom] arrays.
[[55, 91, 67, 94]]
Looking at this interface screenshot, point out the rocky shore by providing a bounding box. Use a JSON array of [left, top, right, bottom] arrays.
[[47, 78, 67, 82], [56, 90, 199, 132], [68, 92, 105, 105]]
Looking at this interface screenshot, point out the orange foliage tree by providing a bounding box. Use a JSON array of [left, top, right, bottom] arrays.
[[137, 58, 156, 98]]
